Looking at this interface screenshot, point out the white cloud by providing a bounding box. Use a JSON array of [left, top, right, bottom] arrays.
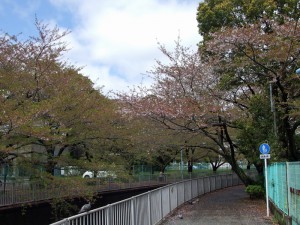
[[52, 0, 201, 94]]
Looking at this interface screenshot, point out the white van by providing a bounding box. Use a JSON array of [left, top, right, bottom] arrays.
[[82, 170, 117, 179]]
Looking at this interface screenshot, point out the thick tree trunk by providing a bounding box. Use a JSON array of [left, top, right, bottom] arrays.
[[212, 165, 217, 172], [231, 163, 254, 186], [188, 160, 193, 173], [225, 156, 254, 186], [253, 162, 264, 176]]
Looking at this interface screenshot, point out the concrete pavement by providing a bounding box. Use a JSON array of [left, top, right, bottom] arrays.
[[159, 185, 276, 225]]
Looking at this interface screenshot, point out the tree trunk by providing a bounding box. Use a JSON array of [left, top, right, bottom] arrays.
[[253, 162, 264, 176], [212, 165, 217, 172], [225, 156, 254, 186], [45, 146, 56, 175], [246, 161, 251, 170], [231, 163, 254, 186], [188, 160, 193, 173]]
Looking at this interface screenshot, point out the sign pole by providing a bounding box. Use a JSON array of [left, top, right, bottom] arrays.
[[264, 157, 269, 217], [259, 143, 270, 217]]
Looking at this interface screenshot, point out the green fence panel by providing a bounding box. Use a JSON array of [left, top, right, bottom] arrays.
[[268, 162, 288, 215], [268, 162, 300, 225], [287, 162, 300, 225]]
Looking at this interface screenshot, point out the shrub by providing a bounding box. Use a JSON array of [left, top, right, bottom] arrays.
[[245, 185, 265, 199]]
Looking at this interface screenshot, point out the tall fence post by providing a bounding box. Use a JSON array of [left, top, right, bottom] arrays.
[[286, 162, 290, 218]]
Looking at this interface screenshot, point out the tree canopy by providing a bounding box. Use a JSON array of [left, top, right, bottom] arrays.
[[197, 0, 300, 40], [198, 0, 300, 161], [0, 20, 124, 177]]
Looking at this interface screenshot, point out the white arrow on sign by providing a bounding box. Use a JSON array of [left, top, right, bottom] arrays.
[[260, 154, 271, 159]]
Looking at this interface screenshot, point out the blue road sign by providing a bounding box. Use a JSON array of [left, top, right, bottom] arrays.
[[259, 143, 270, 154]]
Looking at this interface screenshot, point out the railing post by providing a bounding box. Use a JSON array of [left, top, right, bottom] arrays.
[[64, 218, 70, 225], [196, 177, 199, 197], [191, 179, 193, 201], [221, 175, 223, 188], [106, 204, 111, 225], [183, 181, 185, 202], [160, 188, 163, 220], [131, 197, 136, 225], [168, 186, 171, 213], [214, 176, 216, 190], [176, 183, 179, 207], [11, 183, 14, 204], [148, 193, 152, 225]]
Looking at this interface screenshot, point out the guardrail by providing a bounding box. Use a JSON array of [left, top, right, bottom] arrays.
[[50, 173, 243, 225], [1, 172, 216, 207]]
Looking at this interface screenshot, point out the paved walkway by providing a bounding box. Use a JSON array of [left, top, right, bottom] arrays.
[[159, 185, 276, 225]]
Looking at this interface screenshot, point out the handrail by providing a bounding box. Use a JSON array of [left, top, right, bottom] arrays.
[[50, 173, 243, 225], [0, 171, 240, 208]]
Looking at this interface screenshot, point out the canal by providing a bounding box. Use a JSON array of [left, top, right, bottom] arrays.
[[0, 185, 161, 225]]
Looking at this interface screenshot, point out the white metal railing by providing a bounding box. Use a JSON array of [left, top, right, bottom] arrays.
[[50, 173, 243, 225], [0, 171, 239, 207]]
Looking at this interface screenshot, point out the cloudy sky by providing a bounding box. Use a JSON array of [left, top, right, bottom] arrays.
[[0, 0, 201, 95]]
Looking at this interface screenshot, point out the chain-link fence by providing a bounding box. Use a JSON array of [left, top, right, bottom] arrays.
[[268, 162, 300, 225]]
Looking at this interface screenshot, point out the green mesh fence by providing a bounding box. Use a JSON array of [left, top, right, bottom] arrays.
[[287, 162, 300, 225], [268, 163, 288, 214], [268, 162, 300, 225]]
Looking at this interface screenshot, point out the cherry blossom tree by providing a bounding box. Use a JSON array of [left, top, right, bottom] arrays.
[[119, 40, 255, 185], [120, 0, 300, 187]]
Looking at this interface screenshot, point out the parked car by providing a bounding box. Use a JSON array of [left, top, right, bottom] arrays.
[[82, 170, 117, 179]]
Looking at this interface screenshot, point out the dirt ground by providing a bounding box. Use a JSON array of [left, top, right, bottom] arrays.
[[159, 185, 277, 225]]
